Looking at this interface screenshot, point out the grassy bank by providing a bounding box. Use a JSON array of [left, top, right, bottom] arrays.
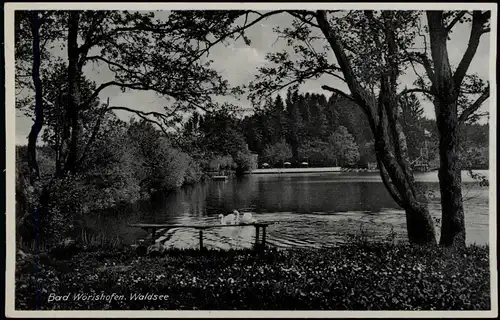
[[15, 243, 490, 311]]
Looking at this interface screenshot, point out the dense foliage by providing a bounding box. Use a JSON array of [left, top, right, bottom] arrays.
[[15, 242, 490, 310], [232, 89, 487, 169], [15, 116, 204, 246]]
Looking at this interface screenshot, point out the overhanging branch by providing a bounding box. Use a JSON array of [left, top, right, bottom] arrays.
[[397, 87, 435, 98], [458, 86, 490, 123], [287, 10, 320, 28], [321, 85, 355, 103], [84, 55, 142, 76], [191, 10, 286, 61], [80, 81, 152, 108], [107, 105, 173, 135], [445, 11, 468, 32]]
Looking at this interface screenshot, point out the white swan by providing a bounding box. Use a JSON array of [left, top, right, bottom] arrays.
[[233, 210, 257, 224], [218, 212, 238, 248], [219, 213, 236, 225]]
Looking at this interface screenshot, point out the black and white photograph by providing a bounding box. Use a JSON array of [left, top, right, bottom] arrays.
[[5, 2, 497, 317]]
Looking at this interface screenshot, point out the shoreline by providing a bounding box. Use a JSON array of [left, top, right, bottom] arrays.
[[251, 167, 344, 174], [249, 167, 489, 175]]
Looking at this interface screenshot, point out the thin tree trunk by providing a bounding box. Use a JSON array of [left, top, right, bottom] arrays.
[[64, 12, 82, 174], [54, 89, 66, 178], [27, 11, 44, 185]]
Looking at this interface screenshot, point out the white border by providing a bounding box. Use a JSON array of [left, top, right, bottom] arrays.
[[4, 2, 498, 318]]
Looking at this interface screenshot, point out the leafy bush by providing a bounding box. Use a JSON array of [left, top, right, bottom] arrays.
[[182, 155, 204, 185], [262, 140, 292, 167], [15, 243, 490, 310], [233, 150, 255, 175]]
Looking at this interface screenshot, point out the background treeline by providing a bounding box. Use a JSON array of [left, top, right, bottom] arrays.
[[182, 87, 489, 169]]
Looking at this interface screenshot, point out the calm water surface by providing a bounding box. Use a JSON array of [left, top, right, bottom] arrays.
[[85, 171, 490, 249]]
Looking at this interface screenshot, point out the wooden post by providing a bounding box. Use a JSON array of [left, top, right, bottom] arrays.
[[262, 226, 267, 248], [199, 230, 204, 251], [254, 225, 260, 249]]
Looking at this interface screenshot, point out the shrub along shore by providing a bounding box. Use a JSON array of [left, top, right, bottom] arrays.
[[15, 242, 490, 310]]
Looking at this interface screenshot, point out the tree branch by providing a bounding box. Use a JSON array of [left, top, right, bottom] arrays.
[[453, 11, 489, 88], [191, 10, 286, 61], [321, 85, 356, 103], [377, 157, 405, 208], [80, 81, 151, 108], [458, 86, 490, 123], [445, 11, 468, 32], [315, 10, 376, 124], [398, 87, 435, 98], [107, 105, 172, 135], [287, 10, 320, 28], [84, 55, 139, 75], [405, 51, 436, 86], [108, 106, 173, 120]]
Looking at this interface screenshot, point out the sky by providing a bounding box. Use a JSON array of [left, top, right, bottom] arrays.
[[14, 10, 492, 145]]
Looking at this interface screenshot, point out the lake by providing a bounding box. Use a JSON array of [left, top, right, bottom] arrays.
[[84, 170, 490, 250]]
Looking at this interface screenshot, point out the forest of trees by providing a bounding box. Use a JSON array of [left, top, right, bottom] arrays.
[[181, 88, 489, 170]]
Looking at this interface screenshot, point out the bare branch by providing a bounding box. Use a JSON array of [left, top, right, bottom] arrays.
[[192, 10, 286, 61], [321, 85, 355, 103], [453, 11, 490, 87], [287, 10, 320, 28], [107, 105, 174, 135], [80, 81, 151, 108], [108, 106, 173, 120], [84, 55, 139, 75], [458, 86, 490, 123], [405, 51, 436, 86], [445, 11, 468, 32], [398, 87, 435, 98]]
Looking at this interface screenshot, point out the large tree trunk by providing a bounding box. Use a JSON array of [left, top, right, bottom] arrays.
[[27, 11, 44, 185], [426, 11, 467, 249], [64, 12, 82, 174], [436, 100, 466, 247]]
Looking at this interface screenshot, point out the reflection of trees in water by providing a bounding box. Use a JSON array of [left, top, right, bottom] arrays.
[[180, 183, 208, 217], [252, 178, 398, 214], [357, 182, 397, 213]]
